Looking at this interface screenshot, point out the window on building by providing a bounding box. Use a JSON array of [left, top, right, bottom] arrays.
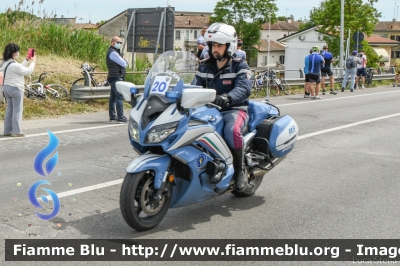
[[186, 30, 189, 40], [193, 30, 198, 38], [391, 35, 395, 40], [264, 56, 268, 66], [393, 51, 400, 58], [397, 36, 400, 42], [175, 30, 180, 40], [279, 55, 285, 65]]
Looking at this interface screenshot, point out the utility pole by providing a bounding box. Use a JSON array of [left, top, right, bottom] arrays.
[[74, 3, 78, 18], [340, 0, 344, 69], [265, 13, 271, 102]]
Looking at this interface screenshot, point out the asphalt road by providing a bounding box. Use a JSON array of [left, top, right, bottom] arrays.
[[1, 84, 400, 266]]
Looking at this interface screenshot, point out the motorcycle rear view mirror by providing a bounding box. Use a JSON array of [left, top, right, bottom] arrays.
[[180, 89, 216, 109], [116, 81, 138, 107]]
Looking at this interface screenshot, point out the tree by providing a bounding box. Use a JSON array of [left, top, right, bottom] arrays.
[[210, 0, 278, 65], [309, 0, 381, 67], [276, 16, 287, 21]]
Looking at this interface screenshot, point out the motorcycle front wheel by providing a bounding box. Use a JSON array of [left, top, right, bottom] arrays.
[[120, 171, 172, 231]]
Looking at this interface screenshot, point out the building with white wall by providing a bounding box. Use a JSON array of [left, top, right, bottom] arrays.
[[255, 39, 286, 68], [261, 20, 301, 41], [277, 27, 327, 78]]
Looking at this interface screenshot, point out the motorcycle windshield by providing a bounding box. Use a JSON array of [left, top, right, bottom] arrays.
[[143, 51, 198, 103]]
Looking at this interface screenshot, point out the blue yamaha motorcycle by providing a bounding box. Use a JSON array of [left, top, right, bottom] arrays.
[[116, 51, 299, 231]]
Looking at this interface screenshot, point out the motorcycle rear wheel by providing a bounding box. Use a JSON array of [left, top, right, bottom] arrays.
[[231, 171, 263, 197], [120, 171, 172, 231]]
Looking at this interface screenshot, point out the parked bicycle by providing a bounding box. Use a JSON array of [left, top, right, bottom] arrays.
[[358, 67, 373, 88], [24, 72, 69, 99], [71, 63, 109, 87], [265, 69, 291, 96], [250, 70, 266, 98]]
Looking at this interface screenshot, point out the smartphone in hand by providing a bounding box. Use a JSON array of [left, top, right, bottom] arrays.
[[28, 48, 35, 59]]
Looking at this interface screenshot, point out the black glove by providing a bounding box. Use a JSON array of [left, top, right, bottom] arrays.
[[214, 94, 231, 107]]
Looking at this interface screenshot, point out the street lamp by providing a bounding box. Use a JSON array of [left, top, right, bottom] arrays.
[[265, 13, 271, 102], [340, 0, 344, 70]]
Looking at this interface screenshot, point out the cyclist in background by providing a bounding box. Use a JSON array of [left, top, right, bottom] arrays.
[[355, 50, 367, 89], [308, 45, 325, 99], [303, 49, 312, 98], [393, 55, 400, 87], [320, 45, 337, 95]]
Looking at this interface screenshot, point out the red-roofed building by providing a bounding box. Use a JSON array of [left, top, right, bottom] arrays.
[[364, 34, 400, 66], [255, 39, 286, 68]]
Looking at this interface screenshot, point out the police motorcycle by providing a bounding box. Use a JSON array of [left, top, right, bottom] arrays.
[[116, 50, 299, 231]]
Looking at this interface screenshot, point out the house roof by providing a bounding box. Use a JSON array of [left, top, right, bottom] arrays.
[[174, 14, 210, 28], [75, 23, 98, 29], [277, 26, 319, 41], [261, 20, 301, 31], [375, 21, 400, 31], [256, 39, 286, 52], [365, 34, 400, 45]]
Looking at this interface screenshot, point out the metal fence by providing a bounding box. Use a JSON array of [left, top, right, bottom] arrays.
[[70, 67, 396, 102]]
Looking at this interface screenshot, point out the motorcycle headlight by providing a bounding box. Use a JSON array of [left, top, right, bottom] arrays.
[[145, 122, 179, 143], [129, 118, 139, 142]]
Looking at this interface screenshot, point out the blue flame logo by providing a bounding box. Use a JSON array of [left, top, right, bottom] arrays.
[[29, 130, 60, 220], [34, 130, 59, 176], [28, 180, 60, 220]]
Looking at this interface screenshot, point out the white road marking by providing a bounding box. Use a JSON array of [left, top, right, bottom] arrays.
[[298, 113, 400, 140], [2, 90, 399, 143], [0, 124, 126, 141], [276, 90, 400, 107], [43, 112, 400, 200]]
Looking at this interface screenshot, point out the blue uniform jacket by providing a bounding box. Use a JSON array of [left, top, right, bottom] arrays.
[[195, 57, 252, 107]]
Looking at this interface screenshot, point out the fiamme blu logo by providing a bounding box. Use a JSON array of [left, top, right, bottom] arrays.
[[28, 130, 60, 220]]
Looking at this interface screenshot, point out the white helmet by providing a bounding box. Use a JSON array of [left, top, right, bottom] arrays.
[[204, 23, 237, 60]]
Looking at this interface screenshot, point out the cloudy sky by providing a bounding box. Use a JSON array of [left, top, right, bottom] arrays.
[[1, 0, 396, 24]]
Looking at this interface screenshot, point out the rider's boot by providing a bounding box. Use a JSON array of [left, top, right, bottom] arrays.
[[232, 147, 247, 192]]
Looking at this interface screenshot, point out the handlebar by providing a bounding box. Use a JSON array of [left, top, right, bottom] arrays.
[[37, 72, 48, 83]]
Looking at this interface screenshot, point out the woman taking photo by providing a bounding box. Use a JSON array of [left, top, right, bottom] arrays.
[[1, 43, 36, 137]]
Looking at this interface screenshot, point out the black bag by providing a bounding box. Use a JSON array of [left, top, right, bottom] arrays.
[[346, 57, 356, 69]]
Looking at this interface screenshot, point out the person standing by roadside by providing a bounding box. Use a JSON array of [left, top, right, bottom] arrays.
[[303, 49, 312, 98], [308, 45, 325, 99], [234, 39, 247, 62], [393, 55, 400, 87], [355, 50, 367, 89], [1, 43, 36, 137], [320, 45, 337, 95], [200, 45, 210, 62], [341, 50, 362, 92], [197, 26, 208, 59], [106, 36, 128, 123]]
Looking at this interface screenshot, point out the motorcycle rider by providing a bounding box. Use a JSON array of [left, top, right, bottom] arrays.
[[195, 22, 252, 192]]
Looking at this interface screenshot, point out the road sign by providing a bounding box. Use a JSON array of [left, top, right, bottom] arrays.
[[126, 7, 175, 53], [353, 31, 364, 42]]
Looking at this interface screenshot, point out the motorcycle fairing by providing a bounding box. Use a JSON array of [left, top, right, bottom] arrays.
[[125, 154, 171, 189], [195, 132, 233, 165], [169, 157, 234, 208], [247, 101, 274, 132]]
